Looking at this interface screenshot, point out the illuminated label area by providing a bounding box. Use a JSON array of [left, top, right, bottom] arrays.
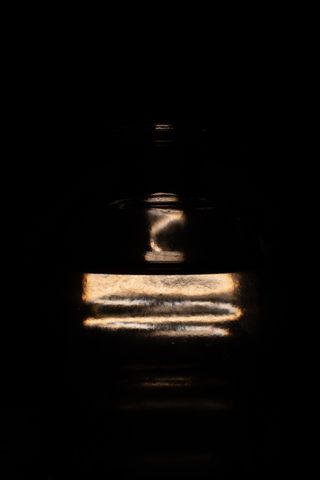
[[82, 273, 255, 338]]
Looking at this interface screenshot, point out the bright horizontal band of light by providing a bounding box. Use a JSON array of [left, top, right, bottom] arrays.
[[82, 273, 239, 301], [150, 326, 230, 337], [83, 320, 230, 337], [84, 307, 242, 325], [91, 298, 240, 310]]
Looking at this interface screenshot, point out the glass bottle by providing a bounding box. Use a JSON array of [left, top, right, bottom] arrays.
[[64, 121, 264, 479]]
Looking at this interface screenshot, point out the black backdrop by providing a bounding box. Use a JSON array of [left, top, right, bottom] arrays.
[[5, 48, 301, 478]]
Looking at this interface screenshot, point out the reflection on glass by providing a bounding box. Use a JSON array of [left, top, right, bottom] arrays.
[[82, 273, 250, 338], [136, 376, 193, 388], [144, 193, 179, 203], [144, 198, 186, 262], [153, 123, 174, 131]]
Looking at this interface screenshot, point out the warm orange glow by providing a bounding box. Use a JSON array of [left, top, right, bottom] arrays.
[[144, 193, 179, 203], [149, 210, 185, 252], [144, 251, 185, 262], [82, 273, 238, 301], [82, 273, 245, 338], [144, 207, 186, 262]]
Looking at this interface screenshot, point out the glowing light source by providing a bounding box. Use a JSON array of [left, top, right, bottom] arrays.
[[82, 273, 238, 301], [82, 273, 244, 338]]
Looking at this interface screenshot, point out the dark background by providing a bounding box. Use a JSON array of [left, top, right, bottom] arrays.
[[4, 39, 302, 478]]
